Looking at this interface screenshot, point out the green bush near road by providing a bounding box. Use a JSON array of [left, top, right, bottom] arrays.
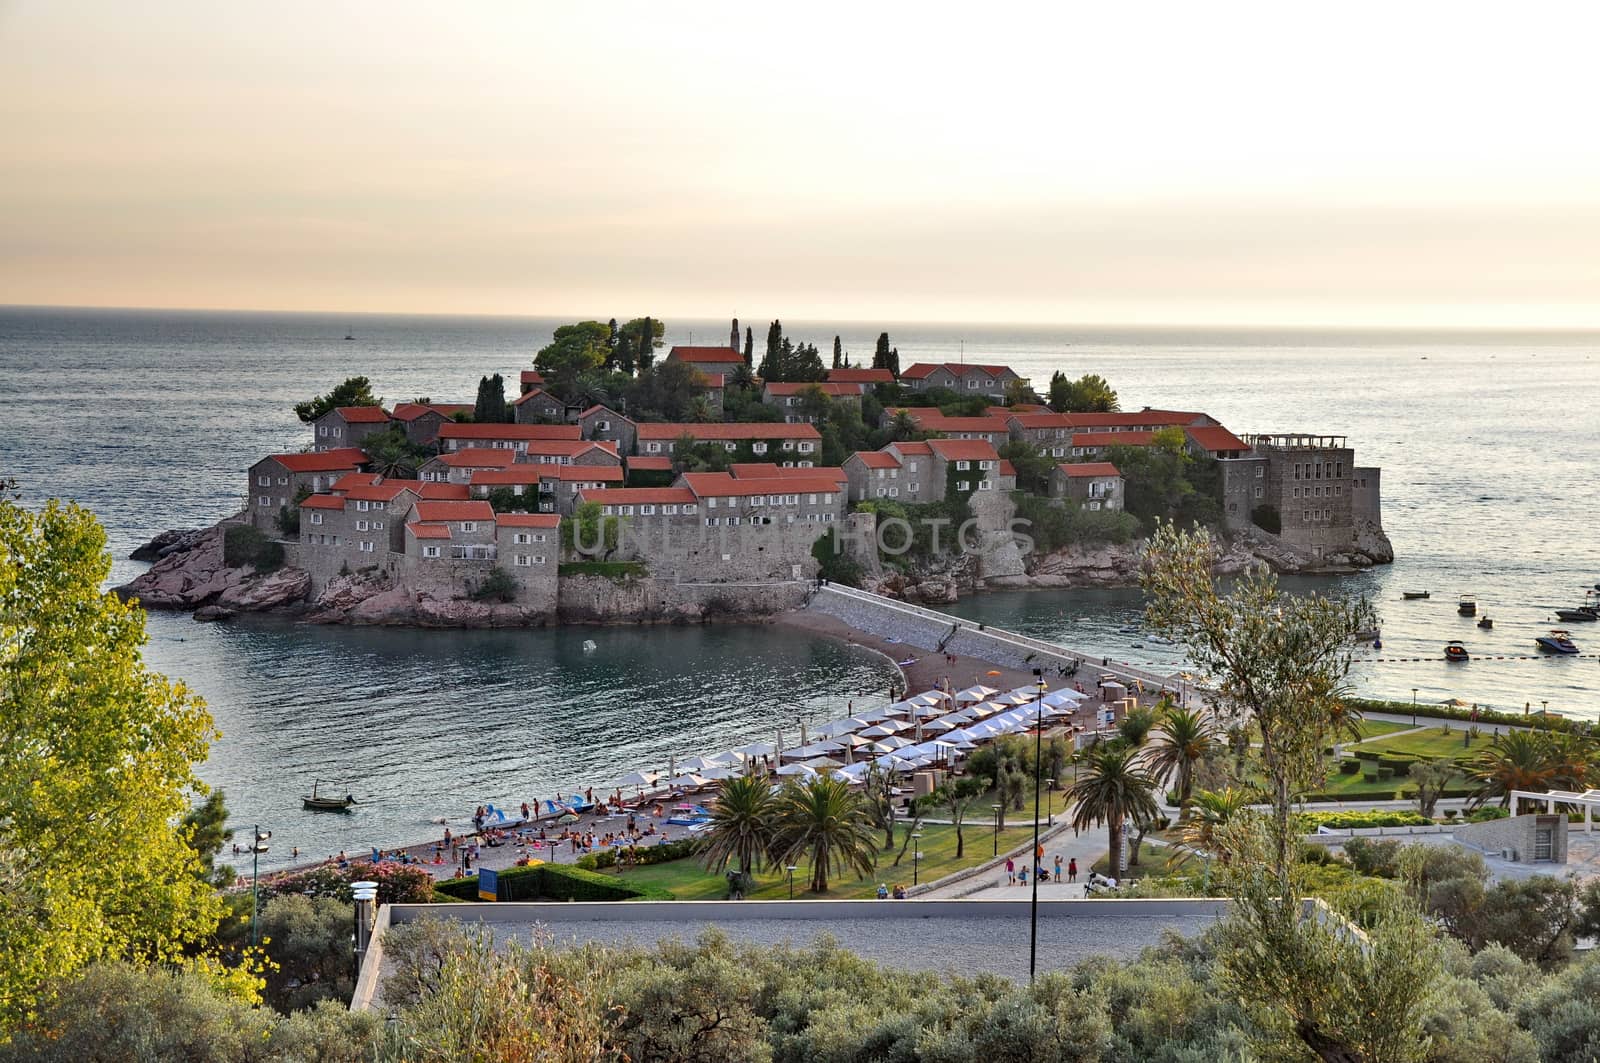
[[1299, 809, 1430, 830], [435, 862, 672, 902]]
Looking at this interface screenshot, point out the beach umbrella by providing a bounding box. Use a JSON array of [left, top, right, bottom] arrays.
[[816, 719, 869, 738], [775, 762, 817, 778], [735, 741, 776, 757], [871, 754, 915, 772], [956, 685, 999, 704], [706, 750, 747, 766], [835, 733, 875, 748], [784, 741, 844, 759], [665, 773, 707, 790], [879, 735, 916, 750], [986, 669, 1004, 677], [913, 690, 951, 706], [678, 756, 722, 773], [945, 735, 978, 750], [859, 723, 900, 738], [699, 765, 739, 781], [920, 718, 955, 733], [556, 812, 580, 824], [861, 740, 894, 754], [604, 770, 659, 790], [802, 756, 845, 770]]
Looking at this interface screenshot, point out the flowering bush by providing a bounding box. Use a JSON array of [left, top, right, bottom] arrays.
[[259, 861, 436, 905]]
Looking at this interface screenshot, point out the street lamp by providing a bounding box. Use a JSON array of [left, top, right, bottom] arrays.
[[992, 804, 1004, 856], [351, 880, 378, 977], [912, 831, 923, 887], [1412, 688, 1418, 726], [786, 864, 798, 899], [1029, 668, 1046, 983], [250, 826, 272, 947]]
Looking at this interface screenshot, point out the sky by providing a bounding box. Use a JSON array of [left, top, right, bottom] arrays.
[[3, 2, 1600, 326]]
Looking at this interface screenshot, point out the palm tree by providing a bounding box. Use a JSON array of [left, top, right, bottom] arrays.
[[1066, 744, 1160, 875], [1466, 731, 1557, 810], [700, 775, 776, 892], [770, 777, 879, 894], [1117, 707, 1158, 748], [1324, 699, 1366, 748], [1141, 706, 1220, 814], [1177, 787, 1252, 865]]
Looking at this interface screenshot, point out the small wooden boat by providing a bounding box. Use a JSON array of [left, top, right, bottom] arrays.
[[1444, 640, 1470, 662], [1457, 595, 1477, 616], [1536, 630, 1580, 655], [302, 781, 357, 812], [1403, 591, 1431, 600], [1554, 606, 1598, 622], [1477, 616, 1493, 629]]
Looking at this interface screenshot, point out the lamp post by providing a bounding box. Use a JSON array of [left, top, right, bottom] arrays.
[[1412, 688, 1418, 726], [351, 880, 378, 978], [786, 864, 798, 900], [912, 831, 923, 887], [1029, 668, 1046, 983], [992, 804, 1003, 856], [250, 826, 272, 947]]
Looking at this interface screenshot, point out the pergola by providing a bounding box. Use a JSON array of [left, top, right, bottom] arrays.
[[1509, 789, 1600, 831]]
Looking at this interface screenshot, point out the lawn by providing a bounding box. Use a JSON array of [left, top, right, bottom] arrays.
[[1090, 841, 1188, 881], [602, 821, 1045, 900], [1357, 726, 1492, 759], [1355, 719, 1413, 739]]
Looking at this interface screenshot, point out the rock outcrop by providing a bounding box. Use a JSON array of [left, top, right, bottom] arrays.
[[116, 523, 311, 613], [129, 527, 204, 562]]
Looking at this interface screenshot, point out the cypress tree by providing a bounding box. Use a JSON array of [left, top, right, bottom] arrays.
[[832, 335, 843, 369], [889, 346, 900, 377], [744, 326, 754, 366], [605, 318, 620, 371], [759, 320, 784, 381], [638, 316, 656, 371], [873, 332, 891, 371]]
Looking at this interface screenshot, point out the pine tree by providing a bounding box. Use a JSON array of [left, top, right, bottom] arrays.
[[744, 326, 754, 366], [474, 373, 508, 422], [832, 335, 843, 369], [791, 341, 826, 382], [873, 332, 891, 371], [616, 330, 637, 375], [638, 316, 656, 372], [730, 318, 740, 351], [759, 320, 784, 381], [605, 318, 619, 370]]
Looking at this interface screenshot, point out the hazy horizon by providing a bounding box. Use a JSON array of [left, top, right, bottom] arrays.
[[4, 3, 1599, 327]]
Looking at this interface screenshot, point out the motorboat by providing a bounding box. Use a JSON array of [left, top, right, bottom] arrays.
[[1457, 595, 1477, 616], [1402, 591, 1431, 600], [1553, 607, 1598, 623], [1477, 616, 1493, 629], [1536, 630, 1580, 655], [302, 780, 357, 812], [1444, 641, 1470, 662]]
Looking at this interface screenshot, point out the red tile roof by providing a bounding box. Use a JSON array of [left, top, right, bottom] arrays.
[[579, 404, 630, 420], [264, 448, 368, 473], [1072, 431, 1156, 448], [635, 422, 821, 441], [626, 455, 674, 471], [435, 449, 518, 468], [1008, 412, 1075, 429], [412, 500, 495, 522], [418, 483, 471, 500], [1062, 411, 1206, 430], [911, 414, 1009, 434], [342, 482, 420, 502], [667, 345, 744, 364], [511, 388, 566, 407], [300, 494, 347, 510], [555, 465, 623, 482], [578, 487, 697, 505], [331, 472, 384, 491], [763, 381, 863, 397], [901, 362, 1015, 380], [732, 464, 846, 483], [521, 440, 619, 460], [999, 460, 1016, 476], [520, 370, 544, 386], [888, 441, 932, 456], [335, 405, 391, 423], [826, 368, 895, 384], [470, 467, 545, 485], [1184, 426, 1251, 453], [392, 402, 472, 421], [680, 472, 844, 497], [439, 423, 582, 441], [495, 512, 560, 528], [927, 439, 1001, 462], [407, 523, 453, 540], [729, 463, 780, 476], [849, 452, 901, 469], [1058, 462, 1122, 478]]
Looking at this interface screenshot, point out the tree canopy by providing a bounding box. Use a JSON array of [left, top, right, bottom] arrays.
[[0, 499, 222, 1028], [1048, 372, 1120, 413], [293, 376, 381, 423]]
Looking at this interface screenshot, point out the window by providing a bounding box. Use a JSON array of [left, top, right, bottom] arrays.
[[707, 497, 718, 508], [978, 480, 992, 490], [752, 442, 767, 454], [1088, 501, 1102, 511], [309, 512, 324, 525], [423, 545, 441, 558], [640, 504, 655, 515], [705, 517, 718, 527], [359, 540, 374, 553], [317, 426, 327, 437], [332, 426, 342, 437], [257, 496, 271, 507], [798, 442, 813, 453], [781, 441, 795, 452], [889, 487, 899, 497], [619, 505, 634, 516], [1254, 485, 1264, 498], [684, 503, 697, 514], [822, 512, 834, 522], [729, 515, 742, 526], [257, 475, 271, 486], [356, 499, 369, 512], [876, 487, 887, 498], [1303, 510, 1311, 522], [750, 495, 765, 506], [533, 555, 546, 564], [356, 519, 369, 531], [278, 476, 288, 486], [1292, 487, 1300, 498], [461, 521, 476, 532], [967, 379, 978, 389], [663, 504, 678, 515], [514, 532, 531, 544], [957, 481, 970, 492], [956, 460, 971, 470], [596, 420, 609, 430], [1255, 465, 1264, 478], [979, 460, 995, 470], [723, 441, 736, 452], [647, 442, 662, 453]]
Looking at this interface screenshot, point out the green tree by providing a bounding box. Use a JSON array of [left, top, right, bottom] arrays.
[[361, 426, 432, 479], [559, 501, 620, 560], [181, 790, 234, 889], [1411, 759, 1456, 820], [743, 325, 754, 367], [1141, 704, 1219, 813], [759, 319, 784, 381], [1048, 372, 1120, 413], [771, 777, 878, 894], [255, 894, 359, 1012], [1117, 706, 1158, 747], [620, 316, 664, 372], [0, 500, 222, 1029], [832, 335, 843, 369], [872, 332, 892, 371], [1176, 787, 1251, 867], [701, 775, 777, 894], [534, 321, 612, 399], [1065, 743, 1159, 874], [1466, 731, 1559, 810], [473, 372, 509, 423], [998, 440, 1055, 495], [936, 774, 991, 859], [788, 340, 826, 382], [293, 376, 381, 423]]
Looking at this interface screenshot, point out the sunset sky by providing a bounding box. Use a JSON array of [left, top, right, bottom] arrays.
[[3, 2, 1599, 325]]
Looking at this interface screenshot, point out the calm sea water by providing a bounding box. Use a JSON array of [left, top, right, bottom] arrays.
[[3, 307, 1597, 861]]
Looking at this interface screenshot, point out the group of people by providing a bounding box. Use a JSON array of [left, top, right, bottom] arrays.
[[1004, 850, 1078, 887], [875, 883, 911, 899]]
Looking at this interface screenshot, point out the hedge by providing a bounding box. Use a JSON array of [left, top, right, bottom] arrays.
[[434, 862, 673, 903], [1347, 698, 1585, 734], [576, 838, 699, 871], [1299, 810, 1430, 830]]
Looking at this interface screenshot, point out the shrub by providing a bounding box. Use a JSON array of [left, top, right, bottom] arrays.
[[811, 529, 863, 586], [576, 838, 699, 871], [1339, 760, 1361, 775], [558, 560, 646, 579], [1378, 767, 1395, 781], [259, 861, 437, 906], [1300, 809, 1430, 830], [436, 863, 674, 903], [468, 566, 518, 603], [223, 524, 285, 572], [1469, 807, 1510, 823]]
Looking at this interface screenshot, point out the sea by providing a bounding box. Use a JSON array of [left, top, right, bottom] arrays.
[[3, 306, 1598, 866]]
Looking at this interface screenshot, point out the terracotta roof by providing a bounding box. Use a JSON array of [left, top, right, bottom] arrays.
[[407, 523, 453, 540], [418, 483, 471, 500], [495, 512, 560, 528], [912, 414, 1008, 434], [331, 472, 384, 491], [1061, 411, 1205, 430], [434, 449, 518, 468], [1184, 426, 1251, 453], [667, 345, 744, 364], [555, 465, 623, 482], [470, 468, 545, 486], [438, 423, 582, 441], [300, 494, 347, 510], [1008, 412, 1075, 429], [579, 404, 630, 421], [901, 362, 1016, 380], [1072, 431, 1156, 448], [888, 441, 932, 456], [392, 402, 472, 421], [578, 487, 697, 505], [626, 455, 675, 471], [1058, 462, 1122, 478], [679, 472, 844, 498], [334, 405, 390, 423], [998, 460, 1016, 476], [341, 482, 419, 502], [510, 388, 565, 407], [927, 438, 1001, 462], [826, 368, 895, 384], [520, 370, 544, 386], [635, 422, 821, 441], [521, 439, 619, 460], [849, 452, 901, 469], [994, 403, 1049, 415], [263, 448, 368, 473], [763, 382, 862, 397], [773, 465, 845, 483], [412, 500, 495, 522]]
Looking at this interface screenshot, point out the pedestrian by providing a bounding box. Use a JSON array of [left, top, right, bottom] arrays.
[[1006, 857, 1016, 885], [1067, 857, 1078, 883], [520, 801, 530, 822], [1018, 865, 1028, 887], [1054, 854, 1063, 881]]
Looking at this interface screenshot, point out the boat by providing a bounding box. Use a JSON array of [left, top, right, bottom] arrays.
[[1535, 630, 1580, 655], [1403, 591, 1431, 600], [1457, 594, 1476, 616], [1352, 629, 1381, 641], [1554, 608, 1598, 622], [1444, 641, 1470, 662], [302, 780, 357, 811], [343, 333, 355, 341], [1477, 616, 1493, 629]]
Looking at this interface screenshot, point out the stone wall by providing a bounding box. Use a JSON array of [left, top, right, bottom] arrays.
[[557, 574, 808, 624], [1452, 813, 1568, 864]]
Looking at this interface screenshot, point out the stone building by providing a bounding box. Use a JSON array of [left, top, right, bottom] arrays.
[[391, 402, 473, 447], [926, 438, 1008, 500], [1218, 434, 1387, 562], [633, 422, 822, 463], [297, 479, 420, 575], [1068, 431, 1155, 459], [761, 381, 863, 422], [436, 422, 582, 452], [844, 451, 915, 503], [511, 388, 570, 424], [1006, 412, 1075, 458], [578, 404, 636, 455], [417, 448, 516, 485], [247, 448, 369, 529], [899, 362, 1027, 399], [825, 367, 895, 392], [1050, 462, 1124, 510], [311, 406, 391, 451], [401, 499, 499, 561], [884, 410, 1010, 447], [665, 344, 745, 377], [1183, 426, 1250, 460], [471, 464, 624, 515]]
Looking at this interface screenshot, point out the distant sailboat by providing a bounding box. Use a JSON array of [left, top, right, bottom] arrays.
[[343, 331, 355, 341]]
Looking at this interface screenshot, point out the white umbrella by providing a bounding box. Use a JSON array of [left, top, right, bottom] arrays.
[[802, 755, 845, 770], [940, 709, 975, 724], [920, 718, 955, 733], [828, 769, 855, 782], [858, 723, 901, 737], [871, 754, 916, 771], [706, 750, 747, 766], [1045, 690, 1087, 705], [604, 769, 659, 790], [913, 690, 951, 706], [775, 762, 816, 777], [956, 685, 999, 703], [879, 735, 917, 750], [735, 741, 776, 757], [699, 765, 739, 781], [678, 756, 723, 772], [785, 741, 843, 759], [816, 719, 869, 738], [862, 740, 894, 754], [911, 703, 946, 719], [835, 733, 875, 748], [945, 736, 978, 750], [665, 773, 707, 790]]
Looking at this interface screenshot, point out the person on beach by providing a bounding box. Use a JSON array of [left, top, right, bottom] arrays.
[[1054, 854, 1063, 881], [1006, 857, 1016, 885], [1067, 858, 1078, 883], [520, 801, 530, 822]]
